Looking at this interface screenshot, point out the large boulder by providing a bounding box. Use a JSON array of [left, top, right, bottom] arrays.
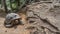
[[26, 2, 60, 34]]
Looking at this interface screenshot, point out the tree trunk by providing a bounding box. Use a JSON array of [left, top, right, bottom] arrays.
[[2, 0, 8, 13], [17, 0, 20, 6], [10, 0, 13, 11]]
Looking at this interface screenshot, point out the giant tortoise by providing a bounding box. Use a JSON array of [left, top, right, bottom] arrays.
[[4, 13, 22, 28]]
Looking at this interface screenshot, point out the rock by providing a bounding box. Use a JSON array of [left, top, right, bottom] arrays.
[[26, 2, 60, 34]]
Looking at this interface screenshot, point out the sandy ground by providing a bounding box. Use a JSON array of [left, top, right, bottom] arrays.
[[0, 13, 30, 34]]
